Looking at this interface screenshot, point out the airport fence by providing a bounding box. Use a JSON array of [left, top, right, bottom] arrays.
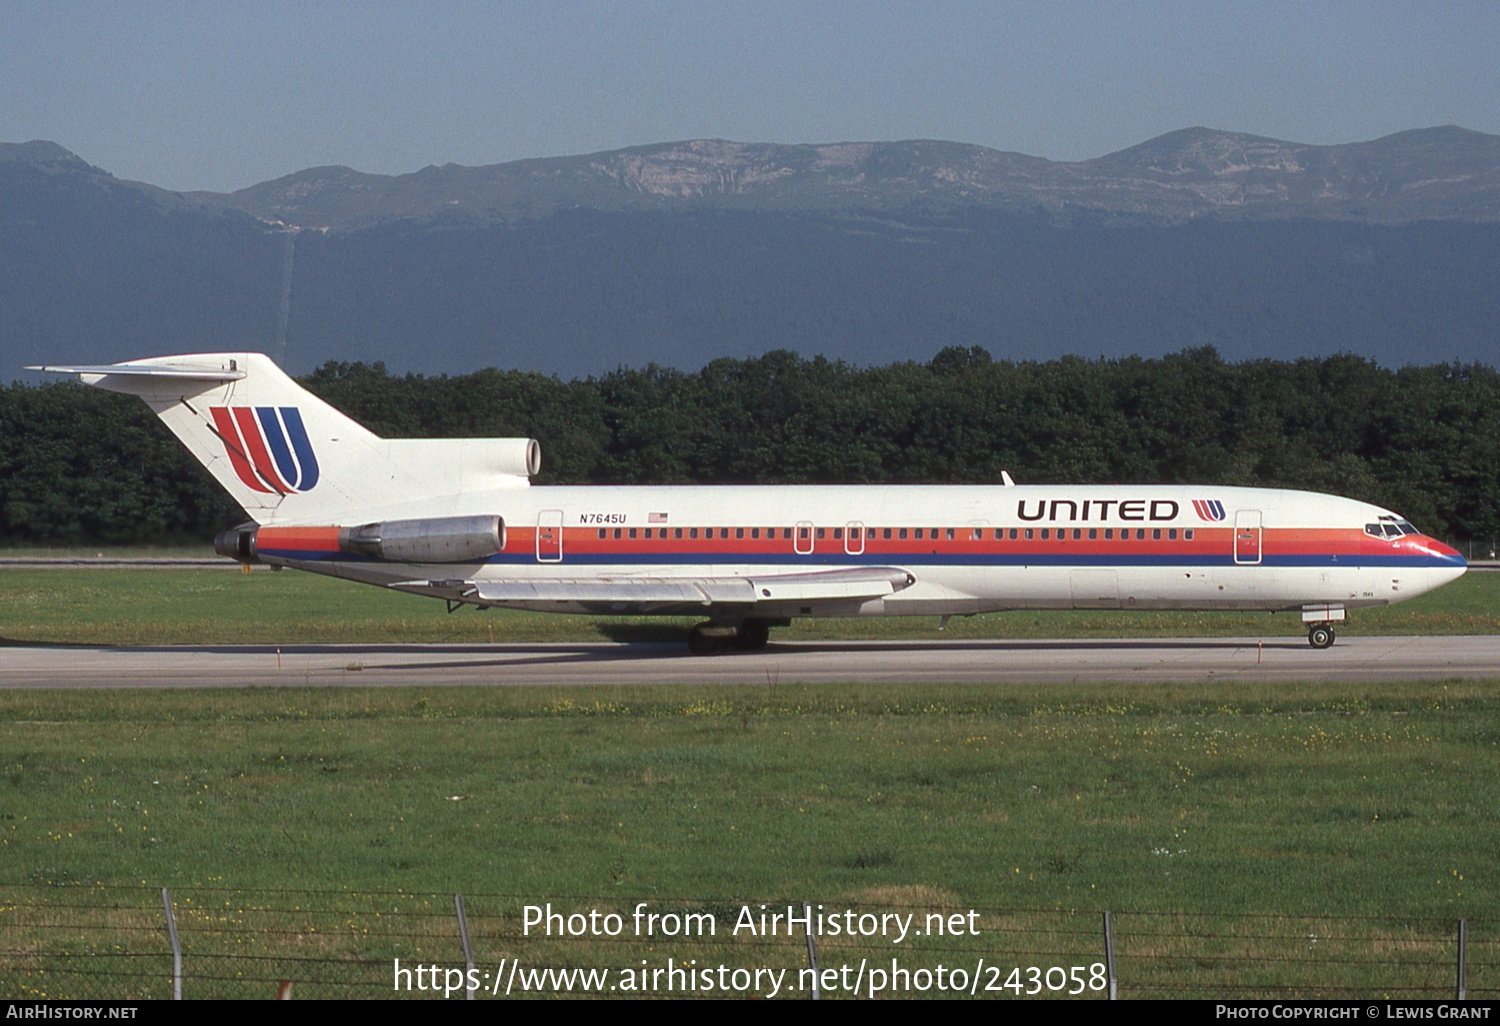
[[1454, 538, 1499, 564], [1, 885, 1494, 1001]]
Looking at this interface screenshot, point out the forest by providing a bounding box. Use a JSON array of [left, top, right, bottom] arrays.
[[1, 347, 1496, 546]]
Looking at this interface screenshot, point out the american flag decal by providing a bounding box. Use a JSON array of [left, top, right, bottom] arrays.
[[648, 512, 668, 523]]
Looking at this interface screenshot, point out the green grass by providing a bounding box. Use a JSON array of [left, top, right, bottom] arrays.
[[0, 545, 215, 559], [4, 681, 1496, 907], [2, 567, 1496, 998], [1, 565, 1496, 645], [2, 682, 1498, 998]]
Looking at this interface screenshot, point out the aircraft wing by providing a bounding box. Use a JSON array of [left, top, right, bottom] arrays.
[[388, 566, 915, 608]]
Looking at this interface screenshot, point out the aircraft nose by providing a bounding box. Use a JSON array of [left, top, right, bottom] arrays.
[[1425, 563, 1467, 596], [1421, 538, 1467, 590], [1426, 538, 1465, 561]]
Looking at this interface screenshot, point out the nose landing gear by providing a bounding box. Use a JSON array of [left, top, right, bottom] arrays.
[[1301, 604, 1344, 650], [1307, 623, 1336, 649]]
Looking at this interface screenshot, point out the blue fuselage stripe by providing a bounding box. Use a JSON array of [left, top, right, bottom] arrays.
[[255, 547, 1462, 571]]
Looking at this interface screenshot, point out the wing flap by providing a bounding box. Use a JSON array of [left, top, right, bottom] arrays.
[[388, 566, 913, 608], [485, 578, 740, 604]]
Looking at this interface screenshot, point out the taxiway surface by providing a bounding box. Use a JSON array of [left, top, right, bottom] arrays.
[[2, 636, 1498, 688]]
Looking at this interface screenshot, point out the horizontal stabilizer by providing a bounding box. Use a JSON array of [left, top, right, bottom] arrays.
[[28, 362, 246, 382], [389, 566, 915, 608]]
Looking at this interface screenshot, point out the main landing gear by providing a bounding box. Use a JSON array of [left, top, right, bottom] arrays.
[[1307, 623, 1336, 649], [688, 619, 773, 655]]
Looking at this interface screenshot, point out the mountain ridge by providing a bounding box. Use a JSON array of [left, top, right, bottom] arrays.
[[4, 128, 1499, 378], [8, 126, 1496, 231], [216, 126, 1500, 229]]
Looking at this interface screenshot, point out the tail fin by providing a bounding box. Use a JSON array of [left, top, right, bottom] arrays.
[[31, 353, 539, 524]]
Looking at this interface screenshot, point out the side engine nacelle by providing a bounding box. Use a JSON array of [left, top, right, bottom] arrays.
[[215, 515, 508, 564], [337, 515, 506, 563]]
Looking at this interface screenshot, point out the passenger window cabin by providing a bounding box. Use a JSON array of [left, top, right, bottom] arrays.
[[584, 522, 1203, 547]]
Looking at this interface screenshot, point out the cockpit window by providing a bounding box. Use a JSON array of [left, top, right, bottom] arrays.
[[1373, 516, 1423, 538]]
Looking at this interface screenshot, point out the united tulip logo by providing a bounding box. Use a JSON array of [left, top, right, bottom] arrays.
[[1192, 499, 1227, 522], [210, 407, 320, 493]]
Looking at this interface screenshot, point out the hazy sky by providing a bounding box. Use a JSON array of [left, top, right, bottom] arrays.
[[4, 1, 1499, 193]]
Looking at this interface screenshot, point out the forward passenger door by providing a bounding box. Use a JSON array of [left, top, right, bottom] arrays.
[[1234, 510, 1262, 565]]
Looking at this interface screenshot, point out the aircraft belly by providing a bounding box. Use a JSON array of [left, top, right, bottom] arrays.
[[1069, 569, 1120, 609], [264, 555, 484, 590], [272, 554, 1445, 618]]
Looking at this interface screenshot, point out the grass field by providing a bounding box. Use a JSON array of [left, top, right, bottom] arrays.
[[3, 681, 1499, 998], [4, 681, 1497, 907], [3, 565, 1497, 998], [1, 564, 1496, 645]]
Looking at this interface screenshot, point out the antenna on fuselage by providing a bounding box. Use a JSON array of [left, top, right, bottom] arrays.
[[1001, 471, 1016, 486]]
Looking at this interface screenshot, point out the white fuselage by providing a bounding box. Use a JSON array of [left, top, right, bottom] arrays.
[[253, 483, 1467, 620]]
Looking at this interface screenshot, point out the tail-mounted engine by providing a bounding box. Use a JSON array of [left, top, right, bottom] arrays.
[[216, 515, 507, 565], [214, 522, 260, 563], [337, 515, 506, 563]]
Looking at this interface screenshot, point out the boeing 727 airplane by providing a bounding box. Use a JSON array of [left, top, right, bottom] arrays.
[[35, 353, 1467, 653]]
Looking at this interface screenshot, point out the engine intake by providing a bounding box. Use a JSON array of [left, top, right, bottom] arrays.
[[338, 515, 505, 563]]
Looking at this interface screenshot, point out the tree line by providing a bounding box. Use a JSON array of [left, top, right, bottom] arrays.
[[2, 347, 1496, 546]]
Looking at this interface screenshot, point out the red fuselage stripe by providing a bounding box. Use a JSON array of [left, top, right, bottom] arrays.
[[256, 526, 342, 551], [253, 525, 1452, 562]]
